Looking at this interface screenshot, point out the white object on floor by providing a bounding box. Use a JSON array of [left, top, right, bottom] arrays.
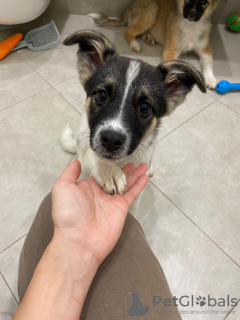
[[0, 0, 51, 25]]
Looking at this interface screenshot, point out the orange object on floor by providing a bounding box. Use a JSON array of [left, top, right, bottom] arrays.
[[0, 33, 22, 60]]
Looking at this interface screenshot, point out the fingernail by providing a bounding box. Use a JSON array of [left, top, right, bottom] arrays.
[[71, 159, 76, 163]]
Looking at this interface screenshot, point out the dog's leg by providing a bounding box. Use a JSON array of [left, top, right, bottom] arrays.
[[198, 45, 216, 89], [60, 123, 78, 154], [89, 12, 128, 28], [162, 34, 179, 62], [162, 38, 179, 62], [93, 161, 127, 195], [140, 32, 155, 46], [162, 47, 178, 62], [125, 25, 147, 53], [148, 161, 154, 177], [125, 2, 159, 53], [85, 149, 127, 195]]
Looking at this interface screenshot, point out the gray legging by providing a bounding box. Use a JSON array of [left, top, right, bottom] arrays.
[[18, 193, 182, 320]]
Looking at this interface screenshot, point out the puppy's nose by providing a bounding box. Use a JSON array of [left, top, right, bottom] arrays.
[[101, 130, 126, 152], [188, 9, 196, 20]]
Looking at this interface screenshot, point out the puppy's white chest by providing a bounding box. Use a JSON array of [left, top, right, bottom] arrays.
[[178, 19, 209, 53]]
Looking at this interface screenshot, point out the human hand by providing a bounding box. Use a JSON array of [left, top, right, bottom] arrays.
[[51, 160, 149, 266]]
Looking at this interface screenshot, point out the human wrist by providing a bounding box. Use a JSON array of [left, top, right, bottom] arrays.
[[14, 232, 99, 320], [40, 234, 99, 314], [51, 229, 100, 280]]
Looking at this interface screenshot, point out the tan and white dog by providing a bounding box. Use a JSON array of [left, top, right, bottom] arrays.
[[90, 0, 218, 89]]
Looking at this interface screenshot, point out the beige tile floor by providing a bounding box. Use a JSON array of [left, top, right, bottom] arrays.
[[0, 13, 239, 319]]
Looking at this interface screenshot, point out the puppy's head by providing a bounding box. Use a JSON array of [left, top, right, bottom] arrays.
[[64, 30, 206, 162], [177, 0, 218, 22]]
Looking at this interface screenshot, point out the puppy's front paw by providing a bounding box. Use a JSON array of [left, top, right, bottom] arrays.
[[147, 162, 154, 177], [130, 40, 141, 53], [142, 33, 155, 46], [204, 73, 217, 90], [94, 166, 127, 195]]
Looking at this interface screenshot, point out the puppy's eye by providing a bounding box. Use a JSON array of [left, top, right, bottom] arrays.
[[139, 103, 152, 116], [201, 0, 208, 6], [96, 90, 108, 104]]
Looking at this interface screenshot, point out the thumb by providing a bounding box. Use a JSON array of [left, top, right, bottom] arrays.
[[59, 159, 81, 183]]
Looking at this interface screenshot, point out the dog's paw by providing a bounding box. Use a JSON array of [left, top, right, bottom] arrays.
[[130, 40, 141, 53], [141, 33, 155, 46], [145, 35, 155, 46], [147, 162, 154, 177], [94, 166, 127, 195], [204, 73, 217, 90]]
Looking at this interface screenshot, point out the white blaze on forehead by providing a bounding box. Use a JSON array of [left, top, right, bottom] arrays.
[[120, 60, 141, 111], [93, 60, 141, 143]]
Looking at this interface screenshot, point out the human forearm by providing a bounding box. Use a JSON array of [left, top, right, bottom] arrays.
[[14, 161, 149, 319], [14, 235, 99, 320]]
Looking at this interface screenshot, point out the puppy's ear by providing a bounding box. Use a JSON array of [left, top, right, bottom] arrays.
[[64, 30, 116, 85], [160, 61, 206, 115]]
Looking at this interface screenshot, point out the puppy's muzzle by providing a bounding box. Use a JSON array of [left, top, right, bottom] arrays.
[[188, 9, 197, 21], [101, 129, 126, 153]]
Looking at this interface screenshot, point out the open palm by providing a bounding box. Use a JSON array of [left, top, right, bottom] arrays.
[[52, 160, 149, 265]]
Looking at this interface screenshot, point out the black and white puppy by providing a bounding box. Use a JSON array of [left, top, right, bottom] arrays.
[[61, 30, 206, 213]]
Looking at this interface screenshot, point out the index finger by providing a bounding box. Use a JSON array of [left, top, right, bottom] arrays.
[[123, 174, 149, 206], [121, 163, 137, 178]]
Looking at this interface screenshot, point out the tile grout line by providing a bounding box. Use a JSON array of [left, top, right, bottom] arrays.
[[16, 50, 79, 91], [154, 98, 217, 144], [0, 233, 27, 255], [1, 42, 52, 107], [52, 86, 84, 116], [149, 180, 240, 269], [16, 51, 85, 115], [17, 49, 53, 85], [53, 75, 79, 88], [0, 272, 19, 305], [0, 87, 50, 113], [0, 77, 82, 115], [217, 99, 240, 117], [224, 299, 240, 320]]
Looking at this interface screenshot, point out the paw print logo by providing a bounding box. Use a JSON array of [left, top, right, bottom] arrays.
[[196, 296, 206, 307]]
